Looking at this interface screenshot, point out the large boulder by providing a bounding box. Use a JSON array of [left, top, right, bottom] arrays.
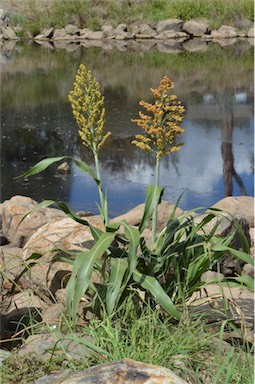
[[1, 195, 66, 247], [21, 216, 104, 296], [183, 19, 209, 36], [35, 358, 189, 384], [112, 200, 184, 232]]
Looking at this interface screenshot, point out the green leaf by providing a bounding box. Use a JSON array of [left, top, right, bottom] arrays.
[[139, 185, 164, 233], [121, 221, 140, 278], [212, 245, 254, 266], [15, 157, 66, 179], [106, 258, 128, 315], [66, 232, 116, 320], [222, 275, 254, 291], [132, 269, 180, 320]]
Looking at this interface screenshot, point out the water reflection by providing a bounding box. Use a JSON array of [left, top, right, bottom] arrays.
[[1, 41, 254, 216]]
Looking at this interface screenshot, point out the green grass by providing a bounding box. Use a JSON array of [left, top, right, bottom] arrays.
[[9, 0, 254, 35], [1, 299, 254, 383]]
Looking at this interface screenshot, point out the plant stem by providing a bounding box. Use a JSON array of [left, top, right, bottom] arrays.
[[93, 144, 109, 226], [152, 156, 160, 245]]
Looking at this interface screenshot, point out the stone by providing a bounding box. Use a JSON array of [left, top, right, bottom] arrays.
[[34, 27, 54, 40], [18, 332, 95, 361], [242, 264, 254, 278], [211, 25, 238, 38], [35, 358, 189, 384], [65, 24, 80, 35], [53, 28, 67, 40], [115, 23, 128, 33], [201, 271, 224, 282], [86, 31, 104, 40], [56, 161, 71, 174], [21, 216, 104, 297], [183, 19, 209, 36], [112, 200, 183, 232], [210, 196, 254, 228], [135, 23, 156, 37], [2, 195, 66, 247], [0, 244, 23, 281], [2, 26, 19, 40], [101, 25, 115, 38], [247, 27, 254, 37], [156, 19, 184, 34]]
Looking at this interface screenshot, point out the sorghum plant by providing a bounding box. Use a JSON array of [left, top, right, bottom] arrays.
[[68, 64, 111, 224], [132, 76, 185, 244]]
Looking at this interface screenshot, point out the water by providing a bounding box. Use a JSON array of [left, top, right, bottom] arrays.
[[1, 40, 254, 217]]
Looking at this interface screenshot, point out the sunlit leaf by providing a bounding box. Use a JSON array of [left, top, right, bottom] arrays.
[[139, 185, 164, 233], [106, 257, 128, 315]]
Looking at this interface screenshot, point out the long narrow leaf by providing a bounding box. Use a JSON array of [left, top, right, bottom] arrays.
[[212, 245, 254, 266], [66, 232, 116, 319], [106, 258, 128, 315], [15, 156, 66, 179], [132, 269, 180, 320], [139, 185, 164, 233]]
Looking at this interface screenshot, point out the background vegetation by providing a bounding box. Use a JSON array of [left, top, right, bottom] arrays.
[[6, 0, 254, 35]]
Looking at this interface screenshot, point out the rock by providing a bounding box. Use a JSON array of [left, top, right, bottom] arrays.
[[2, 195, 66, 247], [65, 24, 79, 35], [210, 196, 254, 228], [86, 31, 104, 40], [156, 19, 184, 34], [2, 26, 19, 40], [56, 161, 71, 174], [201, 271, 224, 282], [18, 333, 95, 361], [112, 200, 183, 232], [135, 23, 156, 38], [242, 264, 254, 278], [35, 358, 189, 384], [21, 216, 104, 297], [115, 23, 128, 33], [155, 31, 187, 39], [211, 25, 238, 38], [34, 27, 54, 40], [187, 284, 254, 329], [0, 244, 23, 281], [247, 27, 254, 37], [53, 28, 67, 40], [101, 25, 115, 38], [183, 19, 209, 36]]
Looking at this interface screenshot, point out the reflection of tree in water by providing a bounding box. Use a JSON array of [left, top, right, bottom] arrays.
[[220, 94, 247, 196]]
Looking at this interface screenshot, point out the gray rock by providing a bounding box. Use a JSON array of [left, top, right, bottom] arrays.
[[2, 26, 19, 40], [53, 28, 67, 40], [115, 23, 128, 33], [156, 19, 184, 34], [247, 27, 254, 37], [86, 31, 104, 40], [65, 24, 80, 35], [35, 358, 189, 384], [56, 161, 71, 174], [211, 25, 238, 38], [183, 19, 209, 36]]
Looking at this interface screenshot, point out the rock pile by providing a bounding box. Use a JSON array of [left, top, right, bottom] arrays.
[[0, 14, 254, 43]]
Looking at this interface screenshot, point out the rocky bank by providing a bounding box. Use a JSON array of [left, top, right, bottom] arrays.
[[0, 194, 254, 382]]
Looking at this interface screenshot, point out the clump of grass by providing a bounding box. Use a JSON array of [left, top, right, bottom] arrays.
[[1, 300, 253, 384]]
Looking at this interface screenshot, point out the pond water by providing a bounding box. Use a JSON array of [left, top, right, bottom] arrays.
[[1, 39, 254, 217]]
